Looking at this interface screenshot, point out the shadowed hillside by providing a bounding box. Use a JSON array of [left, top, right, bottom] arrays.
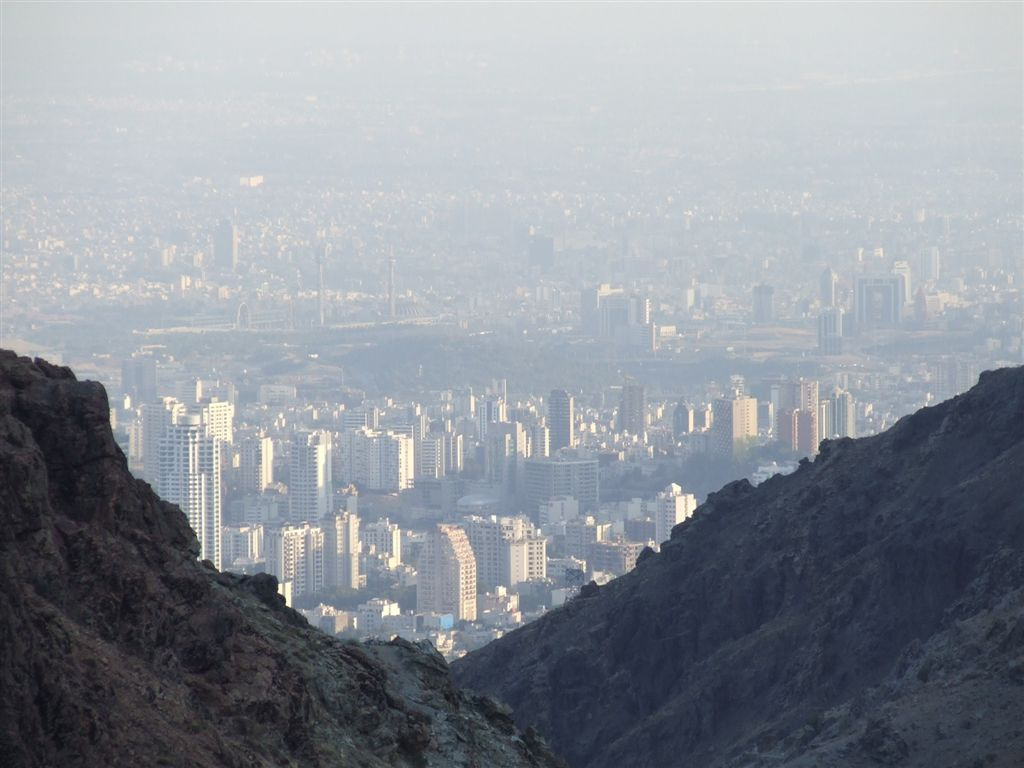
[[454, 366, 1024, 768], [0, 350, 564, 768]]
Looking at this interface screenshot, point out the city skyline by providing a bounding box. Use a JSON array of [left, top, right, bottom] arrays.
[[2, 1, 1020, 659]]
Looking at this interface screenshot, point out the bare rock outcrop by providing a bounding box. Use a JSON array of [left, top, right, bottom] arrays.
[[453, 366, 1024, 768], [0, 350, 564, 768]]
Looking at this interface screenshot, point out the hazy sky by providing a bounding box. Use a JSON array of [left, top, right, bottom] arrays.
[[4, 2, 1022, 97]]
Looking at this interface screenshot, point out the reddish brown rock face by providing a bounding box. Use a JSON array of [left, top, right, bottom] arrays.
[[0, 350, 565, 768]]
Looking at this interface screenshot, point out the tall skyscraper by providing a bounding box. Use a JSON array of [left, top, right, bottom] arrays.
[[159, 414, 222, 569], [709, 395, 758, 458], [917, 247, 941, 284], [418, 435, 446, 480], [529, 424, 550, 459], [239, 434, 274, 494], [673, 400, 695, 438], [462, 515, 546, 592], [213, 220, 238, 271], [362, 517, 401, 568], [821, 389, 857, 439], [752, 284, 775, 324], [266, 523, 326, 601], [618, 382, 646, 436], [139, 396, 185, 485], [338, 428, 414, 491], [580, 283, 621, 335], [221, 524, 264, 573], [548, 389, 575, 452], [325, 511, 360, 590], [417, 524, 477, 621], [655, 483, 697, 545], [564, 516, 610, 561], [523, 456, 600, 519], [289, 430, 332, 523], [817, 308, 845, 355], [797, 379, 820, 455], [835, 391, 857, 439], [820, 267, 838, 308], [476, 396, 507, 441], [482, 424, 524, 489], [854, 275, 903, 330], [199, 398, 234, 446], [891, 260, 913, 304], [443, 432, 464, 475], [121, 355, 157, 405]]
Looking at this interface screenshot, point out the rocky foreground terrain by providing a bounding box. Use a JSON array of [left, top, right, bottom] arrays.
[[0, 351, 563, 768], [454, 366, 1024, 768]]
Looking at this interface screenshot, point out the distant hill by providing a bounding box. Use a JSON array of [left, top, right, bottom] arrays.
[[453, 366, 1024, 768], [0, 350, 564, 768]]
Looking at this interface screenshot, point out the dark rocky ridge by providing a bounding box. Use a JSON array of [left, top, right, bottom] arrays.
[[0, 350, 564, 768], [453, 366, 1024, 768]]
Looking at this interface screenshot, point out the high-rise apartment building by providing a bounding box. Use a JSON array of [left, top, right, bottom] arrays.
[[158, 414, 222, 569], [752, 284, 775, 324], [463, 515, 547, 592], [709, 396, 758, 458], [418, 435, 446, 480], [564, 516, 610, 561], [774, 378, 821, 456], [618, 382, 646, 436], [588, 538, 647, 577], [797, 380, 820, 455], [548, 389, 575, 452], [673, 400, 695, 438], [339, 428, 414, 492], [139, 396, 185, 485], [818, 308, 845, 355], [523, 456, 600, 519], [362, 517, 401, 568], [325, 511, 360, 590], [529, 424, 550, 459], [891, 261, 913, 304], [221, 524, 264, 572], [475, 396, 507, 441], [443, 432, 464, 475], [917, 247, 941, 284], [213, 220, 238, 270], [198, 398, 234, 446], [507, 530, 547, 587], [266, 523, 326, 600], [855, 275, 904, 329], [820, 266, 838, 308], [482, 421, 529, 500], [834, 391, 857, 439], [239, 434, 274, 494], [654, 483, 697, 545], [342, 407, 380, 432], [820, 389, 857, 439], [121, 355, 157, 405], [289, 430, 332, 523], [417, 525, 477, 621]]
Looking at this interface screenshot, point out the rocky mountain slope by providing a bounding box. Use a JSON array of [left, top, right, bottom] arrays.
[[453, 366, 1024, 768], [0, 351, 564, 768]]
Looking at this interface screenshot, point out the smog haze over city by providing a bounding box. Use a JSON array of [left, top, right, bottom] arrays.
[[2, 0, 1022, 658]]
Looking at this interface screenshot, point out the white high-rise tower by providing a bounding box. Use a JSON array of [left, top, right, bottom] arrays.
[[289, 430, 333, 523], [159, 414, 222, 569]]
